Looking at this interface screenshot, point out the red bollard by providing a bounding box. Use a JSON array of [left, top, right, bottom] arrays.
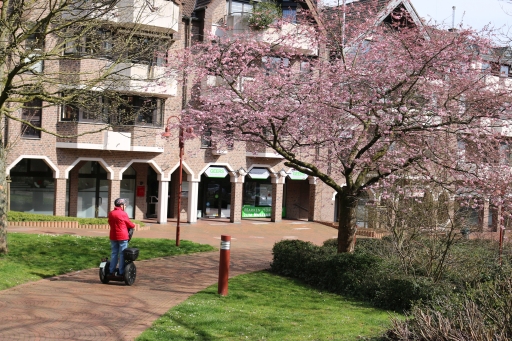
[[218, 235, 231, 296]]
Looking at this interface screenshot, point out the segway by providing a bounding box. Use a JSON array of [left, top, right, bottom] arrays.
[[99, 229, 138, 286]]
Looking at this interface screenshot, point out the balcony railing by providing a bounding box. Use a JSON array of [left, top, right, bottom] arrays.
[[213, 14, 317, 55], [56, 126, 165, 152], [63, 0, 180, 32], [111, 63, 177, 96]]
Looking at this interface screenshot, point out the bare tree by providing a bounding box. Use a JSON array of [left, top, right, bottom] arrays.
[[0, 0, 175, 253]]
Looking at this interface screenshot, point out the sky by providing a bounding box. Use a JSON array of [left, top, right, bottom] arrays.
[[324, 0, 512, 43], [410, 0, 512, 32]]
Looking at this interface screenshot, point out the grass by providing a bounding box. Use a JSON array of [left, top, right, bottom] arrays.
[[137, 271, 396, 341], [0, 233, 215, 290]]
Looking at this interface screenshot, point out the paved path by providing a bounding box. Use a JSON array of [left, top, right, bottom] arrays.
[[1, 219, 338, 340]]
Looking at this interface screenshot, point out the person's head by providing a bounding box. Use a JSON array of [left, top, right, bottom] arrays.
[[114, 198, 128, 210]]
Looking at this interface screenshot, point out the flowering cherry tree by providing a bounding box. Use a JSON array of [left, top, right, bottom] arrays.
[[174, 1, 512, 253]]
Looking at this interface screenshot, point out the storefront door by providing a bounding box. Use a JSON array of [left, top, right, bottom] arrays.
[[199, 167, 231, 219]]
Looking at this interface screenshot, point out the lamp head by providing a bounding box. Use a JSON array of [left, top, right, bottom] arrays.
[[161, 126, 172, 138]]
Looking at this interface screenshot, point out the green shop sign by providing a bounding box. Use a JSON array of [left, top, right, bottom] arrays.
[[205, 167, 228, 178], [288, 169, 308, 180], [241, 205, 286, 218]]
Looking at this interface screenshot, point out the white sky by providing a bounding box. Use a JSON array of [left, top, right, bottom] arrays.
[[323, 0, 512, 43], [410, 0, 512, 32]]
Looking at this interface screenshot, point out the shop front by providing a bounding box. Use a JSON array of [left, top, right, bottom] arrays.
[[10, 158, 55, 215], [198, 166, 231, 219], [242, 168, 286, 218]]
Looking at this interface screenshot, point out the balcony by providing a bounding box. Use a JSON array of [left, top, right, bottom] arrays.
[[63, 0, 180, 33], [246, 144, 283, 158], [56, 126, 165, 153], [481, 118, 512, 137], [110, 63, 177, 96], [213, 15, 317, 55]]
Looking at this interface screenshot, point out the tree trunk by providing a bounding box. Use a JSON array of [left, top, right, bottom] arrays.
[[0, 145, 8, 254], [337, 191, 358, 253]]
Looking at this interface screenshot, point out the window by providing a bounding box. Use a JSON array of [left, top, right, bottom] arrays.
[[490, 62, 512, 78], [61, 94, 164, 126], [281, 0, 297, 23], [130, 36, 170, 66], [117, 96, 164, 126], [23, 53, 43, 73], [64, 29, 113, 58], [499, 142, 511, 165], [282, 9, 296, 23], [26, 31, 44, 50], [61, 95, 107, 123], [21, 99, 42, 138], [201, 130, 212, 148], [262, 56, 290, 74], [227, 1, 253, 16], [61, 104, 79, 121]]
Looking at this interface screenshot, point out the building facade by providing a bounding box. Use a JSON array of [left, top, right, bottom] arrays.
[[5, 0, 340, 225], [4, 0, 505, 233]]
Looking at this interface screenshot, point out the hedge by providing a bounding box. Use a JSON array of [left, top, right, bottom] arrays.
[[7, 211, 145, 226], [270, 239, 450, 311]]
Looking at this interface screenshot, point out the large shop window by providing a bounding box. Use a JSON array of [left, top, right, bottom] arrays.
[[242, 167, 286, 218], [21, 99, 42, 138], [10, 159, 54, 215], [77, 161, 109, 218]]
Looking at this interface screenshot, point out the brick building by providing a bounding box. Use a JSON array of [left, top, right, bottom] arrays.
[[4, 0, 341, 225], [5, 0, 504, 233]]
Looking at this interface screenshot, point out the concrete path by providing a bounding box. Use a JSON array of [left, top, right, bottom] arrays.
[[1, 219, 338, 340]]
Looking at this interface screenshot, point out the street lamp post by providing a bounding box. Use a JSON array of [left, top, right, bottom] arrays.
[[162, 115, 183, 247]]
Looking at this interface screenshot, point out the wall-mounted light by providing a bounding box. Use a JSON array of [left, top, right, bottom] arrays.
[[238, 167, 247, 176], [279, 169, 288, 177]]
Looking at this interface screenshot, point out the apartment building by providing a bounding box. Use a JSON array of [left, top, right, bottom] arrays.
[[5, 0, 337, 225], [5, 0, 504, 232]]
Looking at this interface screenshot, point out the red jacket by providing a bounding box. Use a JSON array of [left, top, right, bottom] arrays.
[[108, 207, 136, 241]]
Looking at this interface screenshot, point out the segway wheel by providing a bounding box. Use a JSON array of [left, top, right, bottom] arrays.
[[124, 262, 136, 286], [99, 261, 110, 284]]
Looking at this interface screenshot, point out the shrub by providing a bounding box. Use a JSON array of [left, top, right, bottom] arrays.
[[272, 238, 512, 312], [271, 239, 460, 311], [271, 239, 436, 311], [386, 270, 512, 340]]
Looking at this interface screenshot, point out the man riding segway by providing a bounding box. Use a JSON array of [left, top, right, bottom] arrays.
[[99, 198, 139, 285]]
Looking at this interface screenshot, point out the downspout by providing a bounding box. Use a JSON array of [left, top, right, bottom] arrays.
[[342, 0, 346, 48]]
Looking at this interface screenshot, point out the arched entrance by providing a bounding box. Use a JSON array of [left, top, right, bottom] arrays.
[[10, 158, 55, 215], [77, 161, 109, 218], [242, 167, 274, 218]]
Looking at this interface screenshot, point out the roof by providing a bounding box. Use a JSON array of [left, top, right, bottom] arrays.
[[182, 0, 198, 17], [327, 0, 424, 30]]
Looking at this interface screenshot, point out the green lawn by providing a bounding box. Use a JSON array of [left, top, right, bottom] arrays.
[[0, 233, 215, 290], [138, 271, 396, 341]]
